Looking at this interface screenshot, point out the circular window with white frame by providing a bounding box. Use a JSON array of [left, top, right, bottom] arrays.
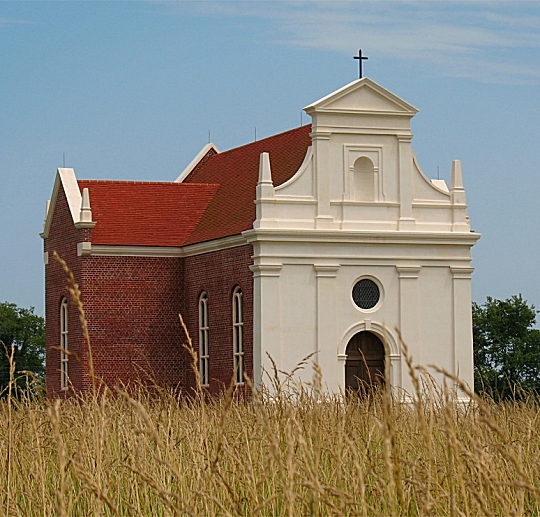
[[352, 278, 382, 311]]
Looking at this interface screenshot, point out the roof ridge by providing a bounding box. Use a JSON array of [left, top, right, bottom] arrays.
[[77, 180, 220, 187], [215, 124, 312, 157]]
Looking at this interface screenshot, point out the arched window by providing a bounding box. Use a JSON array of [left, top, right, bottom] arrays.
[[60, 298, 69, 390], [353, 156, 375, 202], [199, 292, 209, 386], [232, 287, 244, 384]]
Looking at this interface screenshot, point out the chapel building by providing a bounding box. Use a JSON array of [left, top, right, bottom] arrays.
[[41, 78, 480, 397]]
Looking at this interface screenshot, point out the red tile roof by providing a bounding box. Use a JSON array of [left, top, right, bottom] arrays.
[[76, 124, 312, 247], [183, 124, 312, 245], [77, 181, 218, 246]]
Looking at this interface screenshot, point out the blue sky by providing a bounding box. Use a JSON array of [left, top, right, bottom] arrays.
[[1, 1, 539, 317]]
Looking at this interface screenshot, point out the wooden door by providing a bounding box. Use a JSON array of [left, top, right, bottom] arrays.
[[345, 331, 385, 394]]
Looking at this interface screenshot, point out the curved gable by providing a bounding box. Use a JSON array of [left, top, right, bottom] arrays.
[[182, 125, 312, 245]]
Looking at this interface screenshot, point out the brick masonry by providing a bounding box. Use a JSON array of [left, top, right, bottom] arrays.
[[45, 186, 88, 396], [184, 245, 254, 396], [44, 183, 254, 397]]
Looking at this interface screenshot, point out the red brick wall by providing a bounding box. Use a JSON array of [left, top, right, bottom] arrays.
[[184, 245, 254, 395], [45, 183, 254, 397], [45, 184, 188, 395], [44, 185, 89, 396], [80, 255, 187, 391]]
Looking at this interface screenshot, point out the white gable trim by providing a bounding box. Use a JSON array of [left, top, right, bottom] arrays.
[[412, 152, 450, 197], [41, 168, 83, 239], [175, 143, 220, 183], [304, 77, 418, 115], [274, 145, 314, 194]]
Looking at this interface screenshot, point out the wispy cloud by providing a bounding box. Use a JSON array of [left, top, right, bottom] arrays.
[[0, 17, 34, 28], [156, 1, 540, 84]]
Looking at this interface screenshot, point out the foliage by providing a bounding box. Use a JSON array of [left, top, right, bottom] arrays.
[[0, 301, 45, 393], [473, 294, 540, 398]]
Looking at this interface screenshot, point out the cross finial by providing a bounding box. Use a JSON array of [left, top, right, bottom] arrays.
[[353, 49, 368, 79]]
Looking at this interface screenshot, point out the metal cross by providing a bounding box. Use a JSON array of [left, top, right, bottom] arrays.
[[353, 49, 368, 79]]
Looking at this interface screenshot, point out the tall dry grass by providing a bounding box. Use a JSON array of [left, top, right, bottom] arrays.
[[1, 361, 540, 516], [3, 254, 536, 515]]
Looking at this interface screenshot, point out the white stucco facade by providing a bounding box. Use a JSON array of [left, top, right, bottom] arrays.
[[243, 78, 480, 394]]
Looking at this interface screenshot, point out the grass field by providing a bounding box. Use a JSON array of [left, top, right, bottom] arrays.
[[1, 360, 540, 516], [10, 254, 536, 516]]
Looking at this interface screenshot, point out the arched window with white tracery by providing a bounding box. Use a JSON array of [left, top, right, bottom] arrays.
[[199, 292, 209, 386], [60, 298, 69, 390], [232, 287, 244, 384]]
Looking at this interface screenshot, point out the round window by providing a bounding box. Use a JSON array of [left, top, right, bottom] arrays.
[[352, 279, 380, 310]]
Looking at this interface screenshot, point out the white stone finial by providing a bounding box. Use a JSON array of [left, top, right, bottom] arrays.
[[80, 187, 93, 223], [450, 160, 464, 191], [254, 152, 275, 227], [450, 160, 469, 231], [258, 152, 273, 185], [257, 152, 275, 200]]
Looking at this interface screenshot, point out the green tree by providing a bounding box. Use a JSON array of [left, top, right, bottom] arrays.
[[0, 302, 45, 393], [473, 295, 540, 399]]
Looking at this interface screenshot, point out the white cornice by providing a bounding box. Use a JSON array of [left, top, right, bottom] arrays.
[[175, 143, 220, 183], [182, 234, 247, 256], [311, 109, 415, 117], [77, 234, 248, 258], [336, 201, 400, 207], [450, 267, 475, 279], [396, 265, 422, 279], [256, 197, 317, 205], [79, 244, 184, 257], [313, 126, 415, 134], [249, 264, 282, 277], [243, 228, 481, 247], [314, 264, 340, 278], [273, 257, 474, 265], [412, 201, 451, 208]]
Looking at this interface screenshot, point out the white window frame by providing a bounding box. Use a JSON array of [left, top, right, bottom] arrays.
[[60, 298, 69, 390], [232, 287, 244, 384], [199, 292, 209, 387]]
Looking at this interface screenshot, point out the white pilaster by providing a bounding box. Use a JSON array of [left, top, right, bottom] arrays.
[[397, 135, 415, 230], [314, 264, 340, 386], [311, 131, 334, 228], [250, 263, 282, 388], [450, 267, 474, 388], [397, 265, 421, 392]]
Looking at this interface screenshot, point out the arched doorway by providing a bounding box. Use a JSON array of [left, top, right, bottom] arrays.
[[345, 331, 385, 394]]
